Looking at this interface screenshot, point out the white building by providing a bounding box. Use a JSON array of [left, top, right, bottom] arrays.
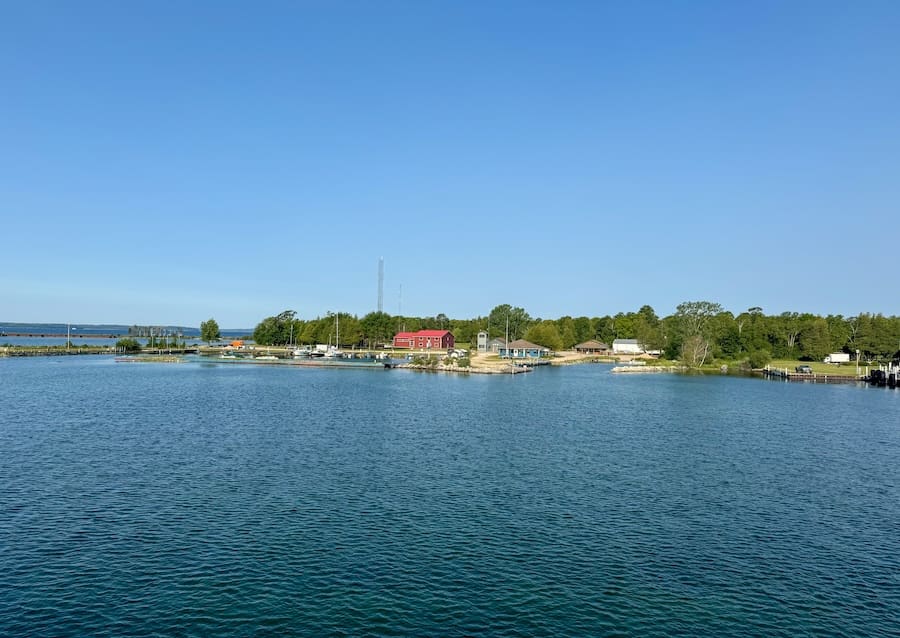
[[612, 338, 644, 354]]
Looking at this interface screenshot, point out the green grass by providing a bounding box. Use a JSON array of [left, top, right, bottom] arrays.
[[768, 359, 863, 375]]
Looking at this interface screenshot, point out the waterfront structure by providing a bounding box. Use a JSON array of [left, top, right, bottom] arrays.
[[574, 340, 610, 354], [499, 339, 549, 359], [392, 329, 455, 350], [475, 333, 508, 354], [612, 338, 644, 354], [488, 337, 507, 353]]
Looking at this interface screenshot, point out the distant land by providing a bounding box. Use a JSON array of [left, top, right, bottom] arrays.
[[0, 322, 250, 338]]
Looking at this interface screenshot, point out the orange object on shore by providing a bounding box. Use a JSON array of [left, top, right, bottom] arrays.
[[231, 340, 244, 348]]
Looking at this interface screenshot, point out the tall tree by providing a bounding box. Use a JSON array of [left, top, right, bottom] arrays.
[[488, 304, 532, 341], [675, 301, 723, 337], [612, 312, 635, 338], [594, 315, 617, 345], [360, 311, 395, 347], [798, 318, 831, 361], [573, 316, 594, 344], [674, 301, 723, 367], [525, 320, 563, 351], [253, 309, 296, 345], [555, 316, 577, 349], [200, 318, 220, 344]]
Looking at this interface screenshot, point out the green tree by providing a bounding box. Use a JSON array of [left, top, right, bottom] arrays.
[[450, 317, 481, 344], [360, 311, 395, 347], [675, 301, 723, 338], [854, 313, 900, 361], [573, 316, 594, 344], [200, 318, 221, 344], [825, 315, 851, 354], [637, 305, 659, 325], [525, 320, 563, 351], [555, 316, 577, 349], [612, 312, 635, 338], [115, 338, 142, 353], [594, 315, 617, 345], [734, 307, 769, 355], [798, 318, 831, 361], [488, 304, 532, 341], [674, 301, 723, 367], [633, 308, 665, 353], [252, 310, 296, 345], [336, 312, 362, 347], [682, 334, 712, 368], [747, 349, 771, 369]]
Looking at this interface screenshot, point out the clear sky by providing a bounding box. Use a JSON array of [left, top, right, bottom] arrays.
[[2, 1, 898, 328]]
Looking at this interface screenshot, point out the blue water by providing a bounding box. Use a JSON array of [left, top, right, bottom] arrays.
[[0, 323, 249, 346], [1, 359, 898, 636], [1, 336, 216, 347]]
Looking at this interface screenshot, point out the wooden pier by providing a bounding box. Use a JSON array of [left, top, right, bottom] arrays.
[[762, 367, 863, 384]]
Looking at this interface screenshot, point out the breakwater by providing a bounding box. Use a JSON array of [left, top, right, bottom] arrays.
[[1, 346, 115, 357], [1, 346, 199, 358], [611, 365, 677, 374]]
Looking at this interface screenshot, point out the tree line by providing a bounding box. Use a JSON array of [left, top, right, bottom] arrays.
[[207, 302, 900, 366]]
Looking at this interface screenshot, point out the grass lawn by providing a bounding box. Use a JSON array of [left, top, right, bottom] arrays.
[[768, 359, 863, 375]]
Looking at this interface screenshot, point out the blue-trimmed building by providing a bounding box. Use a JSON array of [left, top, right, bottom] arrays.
[[498, 339, 550, 359]]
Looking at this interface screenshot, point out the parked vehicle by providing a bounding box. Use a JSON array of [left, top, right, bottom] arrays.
[[824, 353, 850, 364]]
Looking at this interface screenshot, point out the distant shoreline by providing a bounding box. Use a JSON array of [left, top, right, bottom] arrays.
[[1, 332, 124, 338]]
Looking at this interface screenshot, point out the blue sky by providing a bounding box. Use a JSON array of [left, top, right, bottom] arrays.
[[2, 1, 898, 328]]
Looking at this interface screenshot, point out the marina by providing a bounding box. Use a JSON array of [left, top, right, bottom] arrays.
[[214, 352, 404, 369]]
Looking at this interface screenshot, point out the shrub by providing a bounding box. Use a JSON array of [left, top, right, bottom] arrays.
[[116, 338, 142, 353], [747, 349, 771, 369]]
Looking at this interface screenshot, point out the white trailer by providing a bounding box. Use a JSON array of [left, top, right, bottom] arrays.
[[824, 353, 851, 364]]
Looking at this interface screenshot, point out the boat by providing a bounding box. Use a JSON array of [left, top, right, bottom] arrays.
[[211, 348, 402, 369], [326, 314, 343, 358]]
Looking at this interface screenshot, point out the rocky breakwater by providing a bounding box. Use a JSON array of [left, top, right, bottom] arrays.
[[405, 351, 532, 374], [611, 365, 678, 374]]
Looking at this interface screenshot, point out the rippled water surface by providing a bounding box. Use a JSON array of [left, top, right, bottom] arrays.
[[2, 358, 898, 636]]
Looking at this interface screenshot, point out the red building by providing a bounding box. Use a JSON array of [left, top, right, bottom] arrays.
[[393, 329, 455, 350]]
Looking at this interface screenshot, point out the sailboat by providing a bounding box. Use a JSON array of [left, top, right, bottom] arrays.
[[323, 314, 343, 358]]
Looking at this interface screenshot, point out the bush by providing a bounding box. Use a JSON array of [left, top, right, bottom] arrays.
[[747, 349, 771, 369], [116, 338, 142, 353]]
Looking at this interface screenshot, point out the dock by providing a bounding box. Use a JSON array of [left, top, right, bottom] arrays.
[[762, 366, 863, 384], [867, 365, 899, 388]]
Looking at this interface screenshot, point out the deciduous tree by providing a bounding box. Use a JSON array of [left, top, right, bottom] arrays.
[[525, 321, 563, 351], [200, 318, 220, 344]]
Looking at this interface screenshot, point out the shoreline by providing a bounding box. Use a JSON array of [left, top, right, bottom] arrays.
[[1, 332, 124, 338]]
